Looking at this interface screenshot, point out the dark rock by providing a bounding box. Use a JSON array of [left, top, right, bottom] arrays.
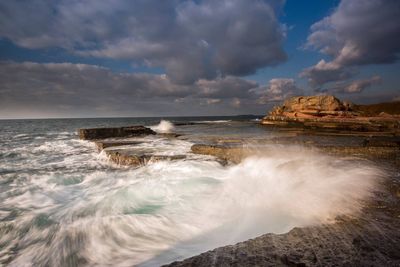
[[164, 213, 400, 266], [78, 125, 156, 140]]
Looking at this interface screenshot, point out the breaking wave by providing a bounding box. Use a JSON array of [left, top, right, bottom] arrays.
[[0, 138, 381, 266], [151, 120, 175, 133]]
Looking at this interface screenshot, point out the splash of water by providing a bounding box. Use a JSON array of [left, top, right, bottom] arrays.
[[151, 120, 175, 133], [1, 141, 381, 266]]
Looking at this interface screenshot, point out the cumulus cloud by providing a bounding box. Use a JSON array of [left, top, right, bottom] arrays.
[[301, 0, 400, 86], [0, 0, 287, 84], [0, 61, 264, 117], [256, 78, 303, 103]]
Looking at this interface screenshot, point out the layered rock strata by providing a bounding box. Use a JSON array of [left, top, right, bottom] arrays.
[[262, 95, 400, 133]]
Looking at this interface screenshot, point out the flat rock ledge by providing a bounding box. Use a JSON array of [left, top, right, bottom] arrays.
[[78, 125, 156, 140], [78, 125, 186, 166], [191, 139, 400, 165]]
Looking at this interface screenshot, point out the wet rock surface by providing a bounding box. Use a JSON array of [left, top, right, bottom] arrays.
[[78, 125, 156, 140], [165, 207, 400, 267]]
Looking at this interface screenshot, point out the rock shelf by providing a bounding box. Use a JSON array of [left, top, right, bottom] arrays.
[[78, 125, 156, 140]]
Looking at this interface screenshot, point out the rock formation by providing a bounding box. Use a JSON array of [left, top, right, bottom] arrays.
[[262, 95, 400, 133], [269, 95, 356, 118]]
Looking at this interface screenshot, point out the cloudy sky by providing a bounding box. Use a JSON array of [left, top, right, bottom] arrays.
[[0, 0, 399, 119]]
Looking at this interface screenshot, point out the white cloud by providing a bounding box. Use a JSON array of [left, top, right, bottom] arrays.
[[257, 78, 303, 103], [302, 0, 400, 87]]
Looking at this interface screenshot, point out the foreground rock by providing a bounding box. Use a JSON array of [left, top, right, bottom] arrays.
[[262, 95, 400, 133], [78, 125, 156, 140], [165, 207, 400, 266]]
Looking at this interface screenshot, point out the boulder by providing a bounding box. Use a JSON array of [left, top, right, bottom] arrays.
[[78, 125, 156, 140]]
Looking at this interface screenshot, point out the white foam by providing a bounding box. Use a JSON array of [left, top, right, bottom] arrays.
[[151, 120, 175, 133], [2, 144, 381, 266]]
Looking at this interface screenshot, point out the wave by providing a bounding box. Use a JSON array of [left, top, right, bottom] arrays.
[[1, 146, 381, 266], [150, 120, 175, 133]]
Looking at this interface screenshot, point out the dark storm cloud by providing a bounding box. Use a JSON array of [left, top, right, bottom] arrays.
[[0, 61, 263, 117], [0, 0, 287, 84], [256, 78, 303, 104], [301, 0, 400, 87]]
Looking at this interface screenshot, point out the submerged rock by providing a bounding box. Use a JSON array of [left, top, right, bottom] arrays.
[[78, 125, 156, 140], [94, 140, 143, 151], [105, 150, 186, 166]]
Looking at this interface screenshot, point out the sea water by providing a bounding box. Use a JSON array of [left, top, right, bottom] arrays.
[[0, 117, 381, 266]]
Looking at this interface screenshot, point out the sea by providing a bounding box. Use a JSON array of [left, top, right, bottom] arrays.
[[0, 116, 382, 266]]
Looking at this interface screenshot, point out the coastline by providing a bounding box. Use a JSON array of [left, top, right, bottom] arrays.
[[77, 118, 400, 266]]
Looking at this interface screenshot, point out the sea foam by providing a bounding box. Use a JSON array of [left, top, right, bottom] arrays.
[[151, 120, 175, 133]]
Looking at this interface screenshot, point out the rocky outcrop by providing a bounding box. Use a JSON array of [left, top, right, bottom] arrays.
[[269, 95, 354, 118], [262, 95, 400, 133], [78, 125, 156, 140]]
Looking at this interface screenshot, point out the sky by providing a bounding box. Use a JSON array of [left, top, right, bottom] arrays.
[[0, 0, 399, 119]]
